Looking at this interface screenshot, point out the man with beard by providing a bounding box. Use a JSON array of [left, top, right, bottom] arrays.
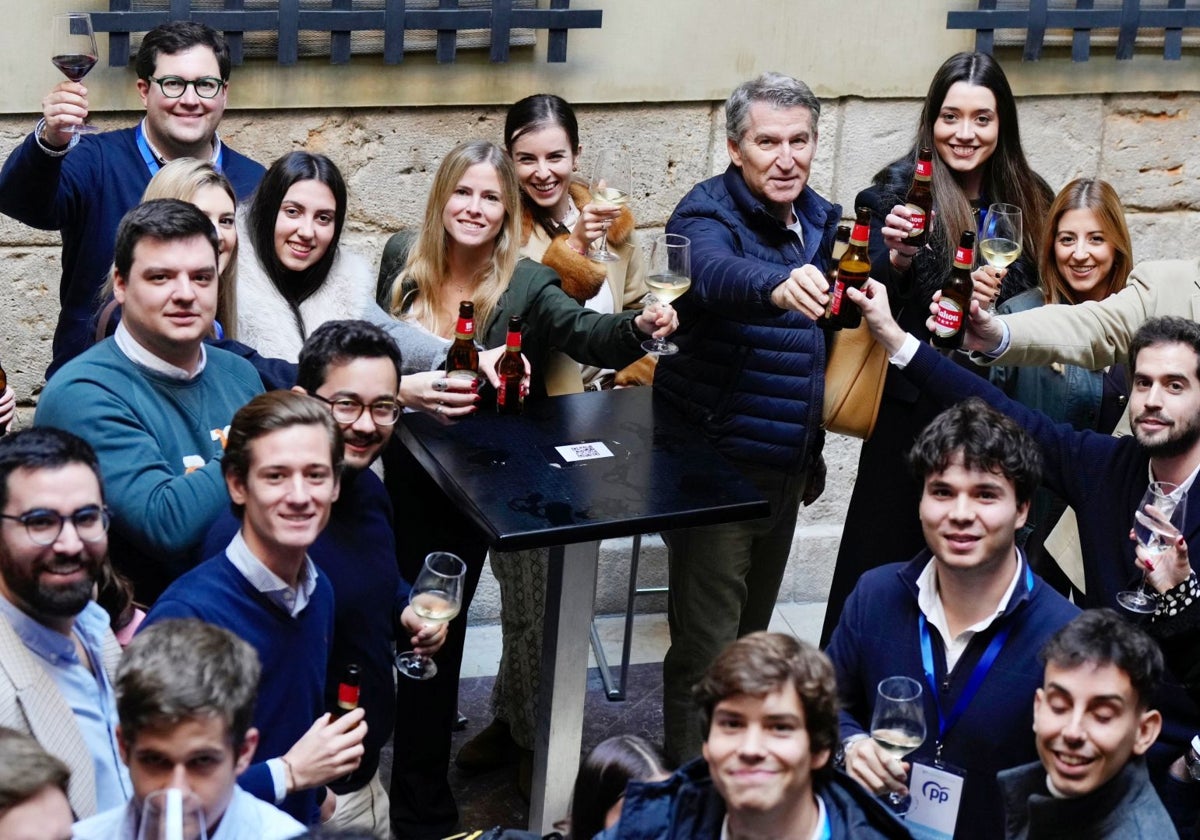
[[847, 281, 1200, 832], [0, 428, 130, 819]]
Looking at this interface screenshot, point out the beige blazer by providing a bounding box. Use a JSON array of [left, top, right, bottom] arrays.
[[996, 258, 1200, 368], [0, 611, 122, 819]]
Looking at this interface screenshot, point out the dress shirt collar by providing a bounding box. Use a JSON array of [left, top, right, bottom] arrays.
[[916, 551, 1024, 672], [225, 530, 317, 618], [114, 321, 207, 380]]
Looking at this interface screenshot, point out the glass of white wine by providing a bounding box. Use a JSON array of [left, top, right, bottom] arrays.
[[869, 675, 926, 815], [642, 233, 690, 356], [136, 788, 207, 840], [1118, 481, 1187, 614], [588, 148, 631, 263], [395, 551, 465, 681], [979, 203, 1022, 308]]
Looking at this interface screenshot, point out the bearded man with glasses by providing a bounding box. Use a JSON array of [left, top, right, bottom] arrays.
[[0, 20, 264, 377], [0, 427, 131, 821]]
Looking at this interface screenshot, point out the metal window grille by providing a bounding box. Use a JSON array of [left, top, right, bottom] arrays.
[[93, 0, 602, 66], [947, 0, 1200, 61]]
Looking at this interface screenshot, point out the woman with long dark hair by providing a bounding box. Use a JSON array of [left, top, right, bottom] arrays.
[[821, 52, 1054, 643]]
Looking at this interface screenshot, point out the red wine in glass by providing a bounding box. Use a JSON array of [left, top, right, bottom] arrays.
[[50, 13, 100, 134]]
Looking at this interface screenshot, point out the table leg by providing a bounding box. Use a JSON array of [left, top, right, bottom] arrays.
[[528, 540, 599, 833]]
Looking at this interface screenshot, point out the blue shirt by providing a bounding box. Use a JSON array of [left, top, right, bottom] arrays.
[[0, 595, 130, 809]]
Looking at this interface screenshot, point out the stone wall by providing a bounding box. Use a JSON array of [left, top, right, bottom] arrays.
[[1, 90, 1195, 620]]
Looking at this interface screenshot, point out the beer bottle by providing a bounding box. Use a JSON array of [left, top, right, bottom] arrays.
[[931, 230, 976, 350], [496, 315, 524, 415], [0, 361, 8, 435], [331, 663, 361, 720], [815, 224, 852, 331], [905, 147, 934, 248], [445, 301, 479, 384], [827, 207, 872, 330]]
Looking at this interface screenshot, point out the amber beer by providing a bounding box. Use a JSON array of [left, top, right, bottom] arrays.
[[445, 301, 479, 383], [905, 147, 934, 248], [816, 223, 852, 330], [932, 231, 976, 350], [496, 315, 524, 415], [826, 208, 872, 330], [331, 663, 361, 720]]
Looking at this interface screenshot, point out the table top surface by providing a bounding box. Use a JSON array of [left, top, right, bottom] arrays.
[[398, 387, 770, 551]]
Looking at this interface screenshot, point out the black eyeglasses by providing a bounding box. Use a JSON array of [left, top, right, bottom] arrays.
[[0, 506, 110, 546], [311, 394, 401, 426], [147, 75, 226, 99]]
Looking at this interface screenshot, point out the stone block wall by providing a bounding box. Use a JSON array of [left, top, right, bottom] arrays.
[[1, 90, 1195, 620]]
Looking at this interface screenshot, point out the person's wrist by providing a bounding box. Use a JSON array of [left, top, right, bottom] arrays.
[[280, 755, 298, 792], [34, 118, 75, 156]]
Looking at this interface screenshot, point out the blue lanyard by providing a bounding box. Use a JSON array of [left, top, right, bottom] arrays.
[[917, 562, 1033, 753], [135, 122, 224, 178]]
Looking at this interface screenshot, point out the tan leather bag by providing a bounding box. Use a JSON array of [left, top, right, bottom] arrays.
[[822, 323, 888, 439]]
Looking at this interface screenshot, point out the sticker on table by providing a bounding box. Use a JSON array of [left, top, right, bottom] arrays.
[[555, 440, 614, 463]]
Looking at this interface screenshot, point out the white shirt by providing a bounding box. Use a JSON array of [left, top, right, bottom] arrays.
[[114, 321, 207, 380], [718, 793, 827, 840], [916, 554, 1024, 672]]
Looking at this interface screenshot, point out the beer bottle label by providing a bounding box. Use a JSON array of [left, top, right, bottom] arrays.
[[506, 331, 520, 352], [915, 157, 933, 179], [934, 298, 964, 338], [337, 682, 360, 710], [953, 245, 973, 269], [828, 279, 846, 315], [905, 205, 927, 236], [849, 222, 870, 247], [455, 316, 475, 338]]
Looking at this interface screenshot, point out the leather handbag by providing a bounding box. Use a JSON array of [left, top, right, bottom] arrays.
[[822, 322, 888, 439]]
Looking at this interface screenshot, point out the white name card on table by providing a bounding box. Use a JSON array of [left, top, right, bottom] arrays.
[[555, 440, 614, 463]]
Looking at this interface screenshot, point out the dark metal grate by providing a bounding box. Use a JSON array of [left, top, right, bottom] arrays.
[[93, 0, 602, 66], [947, 0, 1200, 61]]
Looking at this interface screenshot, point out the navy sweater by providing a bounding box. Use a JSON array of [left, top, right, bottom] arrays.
[[203, 467, 409, 793], [826, 553, 1079, 840], [143, 553, 334, 825], [0, 127, 263, 375]]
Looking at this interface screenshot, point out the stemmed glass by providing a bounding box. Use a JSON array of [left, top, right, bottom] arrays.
[[588, 148, 632, 263], [136, 788, 207, 840], [869, 676, 926, 815], [642, 233, 691, 356], [1118, 481, 1187, 614], [50, 13, 100, 135], [395, 551, 465, 680], [979, 203, 1022, 310]]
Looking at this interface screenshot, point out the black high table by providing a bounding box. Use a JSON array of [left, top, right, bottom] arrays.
[[398, 386, 768, 832]]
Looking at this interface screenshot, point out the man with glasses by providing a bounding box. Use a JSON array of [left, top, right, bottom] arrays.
[[0, 20, 264, 377], [35, 200, 264, 604], [202, 319, 446, 835], [0, 427, 131, 820]]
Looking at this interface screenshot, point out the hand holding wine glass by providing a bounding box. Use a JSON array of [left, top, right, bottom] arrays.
[[395, 552, 466, 680], [868, 676, 926, 814], [1120, 481, 1188, 614], [588, 149, 632, 263], [48, 13, 99, 139], [641, 233, 690, 356]]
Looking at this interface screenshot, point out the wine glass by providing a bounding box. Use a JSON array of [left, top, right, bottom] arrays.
[[1118, 481, 1187, 614], [588, 148, 632, 263], [50, 13, 100, 135], [395, 551, 466, 680], [979, 203, 1022, 310], [642, 233, 690, 356], [136, 788, 207, 840], [869, 676, 926, 815]]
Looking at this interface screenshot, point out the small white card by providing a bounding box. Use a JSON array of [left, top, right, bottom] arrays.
[[905, 761, 965, 840], [554, 440, 614, 463]]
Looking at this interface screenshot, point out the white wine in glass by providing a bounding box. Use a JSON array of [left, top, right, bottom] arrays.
[[1118, 482, 1187, 614], [869, 676, 926, 815], [50, 13, 100, 135], [588, 148, 632, 263], [643, 233, 690, 356], [396, 552, 465, 680], [979, 203, 1023, 268]]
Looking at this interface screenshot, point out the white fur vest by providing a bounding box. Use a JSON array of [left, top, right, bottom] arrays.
[[236, 239, 376, 363]]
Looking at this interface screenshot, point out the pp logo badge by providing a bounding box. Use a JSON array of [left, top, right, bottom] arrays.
[[922, 780, 951, 804]]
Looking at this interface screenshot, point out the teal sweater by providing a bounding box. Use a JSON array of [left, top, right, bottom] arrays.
[[35, 340, 263, 602]]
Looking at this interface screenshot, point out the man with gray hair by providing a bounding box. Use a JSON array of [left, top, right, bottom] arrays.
[[655, 71, 842, 764]]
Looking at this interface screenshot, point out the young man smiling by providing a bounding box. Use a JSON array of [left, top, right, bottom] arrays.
[[604, 632, 907, 840], [0, 20, 264, 375], [144, 391, 367, 826], [72, 619, 304, 840], [826, 398, 1078, 840], [35, 200, 264, 605], [998, 609, 1174, 839]]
